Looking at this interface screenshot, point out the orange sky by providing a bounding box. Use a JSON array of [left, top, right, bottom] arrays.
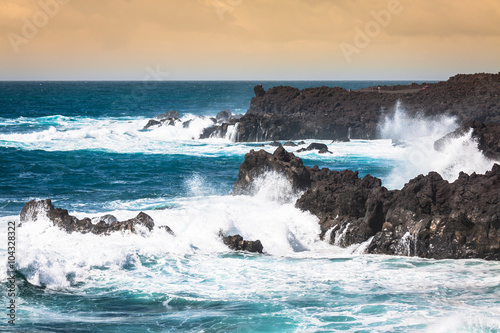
[[1, 0, 499, 80]]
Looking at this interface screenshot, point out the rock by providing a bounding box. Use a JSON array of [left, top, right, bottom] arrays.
[[154, 110, 180, 120], [234, 73, 500, 142], [200, 125, 218, 139], [254, 84, 266, 98], [269, 141, 282, 147], [143, 111, 181, 129], [297, 141, 306, 145], [284, 141, 297, 147], [332, 137, 350, 143], [158, 225, 175, 236], [318, 148, 332, 154], [234, 147, 500, 260], [220, 232, 264, 253], [19, 199, 171, 236], [297, 143, 330, 153], [91, 214, 118, 225], [233, 146, 312, 195], [216, 109, 232, 122], [143, 119, 161, 129]]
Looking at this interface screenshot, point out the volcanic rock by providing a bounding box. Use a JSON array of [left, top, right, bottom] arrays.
[[216, 109, 232, 122], [234, 73, 500, 142], [220, 233, 264, 253], [144, 111, 181, 129], [235, 148, 500, 260], [233, 146, 312, 195], [19, 199, 170, 236], [297, 143, 331, 154]]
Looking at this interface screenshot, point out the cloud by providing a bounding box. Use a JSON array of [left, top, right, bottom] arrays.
[[0, 0, 498, 80]]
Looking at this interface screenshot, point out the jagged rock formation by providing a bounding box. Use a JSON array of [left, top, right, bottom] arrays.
[[19, 199, 171, 235], [143, 110, 242, 140], [234, 147, 500, 260], [144, 110, 181, 129], [233, 146, 313, 195], [234, 73, 500, 142], [220, 232, 264, 253]]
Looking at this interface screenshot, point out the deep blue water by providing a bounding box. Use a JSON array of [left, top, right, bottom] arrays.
[[0, 80, 409, 217], [1, 81, 499, 332]]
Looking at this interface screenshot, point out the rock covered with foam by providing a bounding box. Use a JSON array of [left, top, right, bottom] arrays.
[[233, 146, 312, 195], [235, 147, 500, 260], [20, 199, 162, 235]]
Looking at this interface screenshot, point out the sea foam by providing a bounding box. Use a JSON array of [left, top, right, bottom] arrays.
[[379, 102, 496, 189]]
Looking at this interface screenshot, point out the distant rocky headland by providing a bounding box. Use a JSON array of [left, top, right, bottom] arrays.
[[143, 72, 500, 142]]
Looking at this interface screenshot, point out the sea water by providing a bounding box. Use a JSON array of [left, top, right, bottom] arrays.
[[0, 81, 499, 332]]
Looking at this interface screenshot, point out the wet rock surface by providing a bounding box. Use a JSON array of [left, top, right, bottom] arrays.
[[19, 199, 172, 236], [235, 73, 500, 142], [297, 143, 332, 154], [235, 148, 500, 260], [220, 232, 264, 253]]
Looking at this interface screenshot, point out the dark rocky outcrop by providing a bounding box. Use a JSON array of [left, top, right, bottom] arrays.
[[297, 143, 331, 154], [199, 118, 239, 139], [220, 232, 264, 253], [234, 73, 500, 142], [435, 121, 500, 161], [233, 146, 312, 195], [19, 199, 171, 236], [216, 109, 232, 122], [234, 148, 500, 260], [144, 110, 181, 129]]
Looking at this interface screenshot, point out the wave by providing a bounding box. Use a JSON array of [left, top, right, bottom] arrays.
[[0, 172, 333, 289], [0, 114, 239, 154], [378, 102, 496, 189]]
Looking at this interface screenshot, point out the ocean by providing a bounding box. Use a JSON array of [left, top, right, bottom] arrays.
[[0, 81, 499, 332]]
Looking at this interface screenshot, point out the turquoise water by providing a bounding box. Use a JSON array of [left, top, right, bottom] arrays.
[[1, 81, 499, 332]]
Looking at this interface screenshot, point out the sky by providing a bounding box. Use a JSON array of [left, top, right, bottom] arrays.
[[1, 0, 499, 81]]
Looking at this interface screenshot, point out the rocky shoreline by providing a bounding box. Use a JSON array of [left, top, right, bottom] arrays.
[[19, 199, 264, 253], [235, 73, 500, 142], [234, 146, 500, 260], [141, 72, 500, 143]]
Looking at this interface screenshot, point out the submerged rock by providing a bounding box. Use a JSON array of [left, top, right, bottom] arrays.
[[19, 199, 171, 236], [220, 232, 264, 253], [234, 147, 500, 260]]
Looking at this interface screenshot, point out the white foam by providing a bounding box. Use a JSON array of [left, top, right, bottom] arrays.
[[378, 101, 458, 141], [0, 115, 238, 154], [378, 103, 496, 189]]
